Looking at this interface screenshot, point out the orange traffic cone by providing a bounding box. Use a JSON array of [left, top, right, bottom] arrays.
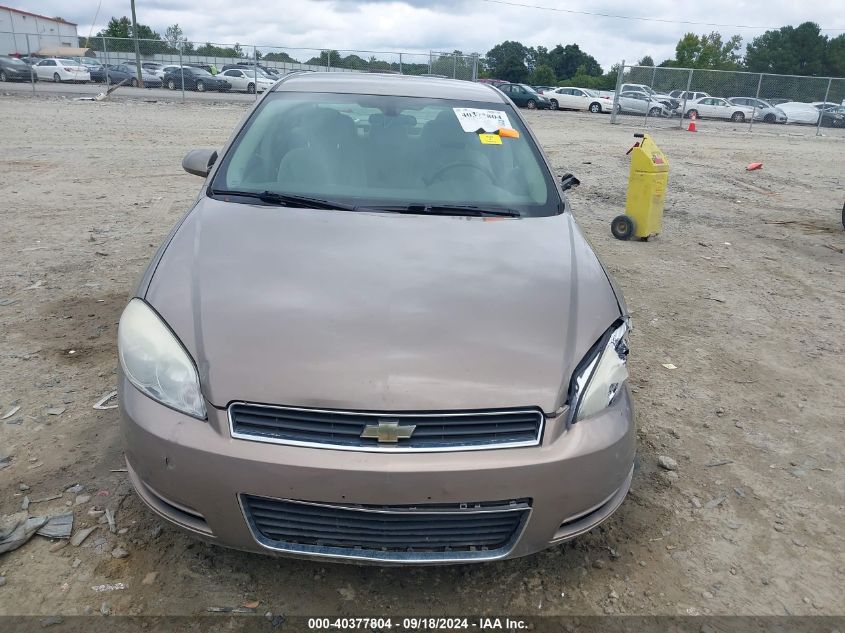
[[687, 111, 697, 132]]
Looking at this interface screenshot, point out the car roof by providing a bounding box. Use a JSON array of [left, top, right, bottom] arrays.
[[273, 72, 506, 103]]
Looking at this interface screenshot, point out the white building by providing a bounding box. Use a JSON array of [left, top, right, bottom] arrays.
[[0, 5, 79, 57]]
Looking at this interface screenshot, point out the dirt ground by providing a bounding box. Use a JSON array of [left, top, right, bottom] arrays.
[[1, 93, 843, 619]]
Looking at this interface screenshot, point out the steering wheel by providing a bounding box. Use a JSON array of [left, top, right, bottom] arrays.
[[426, 161, 496, 186]]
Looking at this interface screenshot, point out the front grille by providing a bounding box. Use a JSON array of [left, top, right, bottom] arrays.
[[229, 403, 543, 451], [241, 495, 531, 562]]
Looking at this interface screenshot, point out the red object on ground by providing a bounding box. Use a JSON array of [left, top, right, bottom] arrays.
[[746, 162, 763, 171], [687, 120, 696, 132]]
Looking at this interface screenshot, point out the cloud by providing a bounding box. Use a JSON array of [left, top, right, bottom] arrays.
[[19, 0, 845, 69]]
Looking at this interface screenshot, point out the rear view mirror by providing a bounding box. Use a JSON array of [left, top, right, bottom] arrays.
[[182, 149, 218, 177], [560, 173, 581, 192]]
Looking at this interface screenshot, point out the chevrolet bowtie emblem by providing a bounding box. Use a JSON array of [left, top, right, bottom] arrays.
[[360, 420, 416, 443]]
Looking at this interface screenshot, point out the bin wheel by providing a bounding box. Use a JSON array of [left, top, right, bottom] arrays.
[[611, 215, 635, 240]]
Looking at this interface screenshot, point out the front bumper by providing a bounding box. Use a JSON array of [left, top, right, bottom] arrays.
[[120, 375, 635, 563]]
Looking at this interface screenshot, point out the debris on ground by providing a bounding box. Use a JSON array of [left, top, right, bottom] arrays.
[[1, 405, 21, 420], [37, 513, 74, 539], [45, 406, 66, 416], [93, 391, 118, 410], [746, 162, 763, 171], [657, 456, 678, 471], [91, 582, 127, 592], [705, 458, 734, 467], [141, 572, 158, 585], [21, 496, 30, 511], [105, 508, 116, 533], [661, 363, 678, 370], [111, 546, 129, 559], [0, 513, 48, 554], [70, 526, 98, 547], [29, 493, 63, 504]]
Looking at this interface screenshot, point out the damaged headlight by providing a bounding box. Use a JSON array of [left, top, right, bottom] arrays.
[[567, 320, 630, 423], [118, 299, 206, 419]]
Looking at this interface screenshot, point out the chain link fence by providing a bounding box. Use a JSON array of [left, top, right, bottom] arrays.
[[2, 34, 479, 100], [609, 63, 845, 137]]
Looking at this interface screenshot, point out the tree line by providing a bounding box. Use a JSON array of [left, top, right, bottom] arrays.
[[483, 22, 845, 87], [81, 17, 474, 76]]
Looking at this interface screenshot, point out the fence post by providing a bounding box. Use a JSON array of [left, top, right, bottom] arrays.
[[254, 46, 258, 101], [179, 43, 185, 103], [749, 73, 763, 132], [102, 36, 109, 86], [399, 52, 403, 75], [679, 68, 693, 129], [643, 65, 657, 127], [326, 50, 331, 72], [452, 54, 457, 79], [26, 36, 34, 94], [610, 59, 624, 125], [817, 77, 832, 136], [472, 54, 479, 82], [429, 51, 433, 75]]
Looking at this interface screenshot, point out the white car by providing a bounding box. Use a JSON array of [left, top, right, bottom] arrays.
[[621, 83, 676, 108], [727, 97, 787, 123], [542, 87, 613, 113], [615, 90, 671, 117], [777, 102, 820, 125], [32, 58, 90, 83], [683, 97, 755, 122], [218, 67, 276, 93]]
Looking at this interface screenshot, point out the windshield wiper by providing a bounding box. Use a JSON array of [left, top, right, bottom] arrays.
[[210, 189, 358, 211], [363, 204, 520, 218]]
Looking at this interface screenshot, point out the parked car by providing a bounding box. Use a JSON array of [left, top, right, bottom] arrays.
[[811, 101, 838, 110], [727, 97, 787, 123], [776, 102, 821, 125], [219, 67, 276, 93], [0, 56, 37, 82], [156, 64, 182, 79], [163, 66, 230, 92], [532, 85, 555, 94], [620, 83, 677, 109], [765, 98, 790, 106], [683, 97, 754, 122], [819, 105, 845, 128], [104, 64, 162, 88], [185, 62, 218, 75], [32, 58, 90, 83], [496, 83, 551, 109], [230, 61, 278, 77], [615, 90, 671, 117], [542, 86, 613, 113], [142, 62, 163, 75], [669, 90, 710, 102], [118, 72, 634, 563]]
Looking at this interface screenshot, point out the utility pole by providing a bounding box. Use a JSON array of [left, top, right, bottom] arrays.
[[130, 0, 144, 88]]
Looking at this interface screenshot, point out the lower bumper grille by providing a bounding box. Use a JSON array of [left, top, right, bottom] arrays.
[[229, 403, 543, 451], [241, 495, 531, 562]]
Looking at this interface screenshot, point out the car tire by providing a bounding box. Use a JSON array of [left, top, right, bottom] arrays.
[[648, 107, 662, 117], [589, 102, 602, 113], [611, 215, 635, 241], [167, 79, 176, 90], [763, 113, 776, 123], [131, 77, 138, 87], [526, 99, 536, 110], [0, 71, 6, 82], [731, 111, 745, 123], [549, 99, 558, 110], [196, 80, 205, 92], [53, 72, 61, 83], [247, 82, 255, 94]]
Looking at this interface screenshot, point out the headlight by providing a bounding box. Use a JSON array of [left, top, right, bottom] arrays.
[[567, 320, 630, 423], [118, 299, 206, 419]]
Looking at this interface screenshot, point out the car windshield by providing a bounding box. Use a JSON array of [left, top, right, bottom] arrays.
[[519, 84, 539, 95], [212, 92, 558, 217], [4, 57, 28, 66]]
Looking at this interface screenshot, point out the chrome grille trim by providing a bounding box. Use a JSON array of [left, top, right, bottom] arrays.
[[228, 402, 544, 452]]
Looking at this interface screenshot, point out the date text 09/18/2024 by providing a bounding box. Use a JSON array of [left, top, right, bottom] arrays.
[[307, 617, 530, 630]]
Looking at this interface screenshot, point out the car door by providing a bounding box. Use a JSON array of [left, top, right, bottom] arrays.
[[35, 59, 54, 80], [570, 89, 592, 111], [222, 69, 247, 91], [694, 98, 715, 118], [709, 98, 733, 119]]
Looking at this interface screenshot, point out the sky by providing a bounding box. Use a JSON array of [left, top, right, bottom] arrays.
[[21, 0, 845, 70]]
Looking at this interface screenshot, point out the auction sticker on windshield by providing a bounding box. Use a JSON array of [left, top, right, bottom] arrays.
[[453, 108, 512, 133]]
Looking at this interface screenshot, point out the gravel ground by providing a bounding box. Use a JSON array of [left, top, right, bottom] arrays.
[[0, 93, 843, 618]]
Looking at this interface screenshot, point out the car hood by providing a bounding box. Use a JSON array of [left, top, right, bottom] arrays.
[[143, 197, 622, 414]]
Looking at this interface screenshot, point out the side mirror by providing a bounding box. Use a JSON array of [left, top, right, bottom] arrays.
[[560, 173, 581, 192], [182, 149, 218, 178]]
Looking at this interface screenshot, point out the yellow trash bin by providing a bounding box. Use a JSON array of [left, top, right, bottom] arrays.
[[612, 133, 669, 241]]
